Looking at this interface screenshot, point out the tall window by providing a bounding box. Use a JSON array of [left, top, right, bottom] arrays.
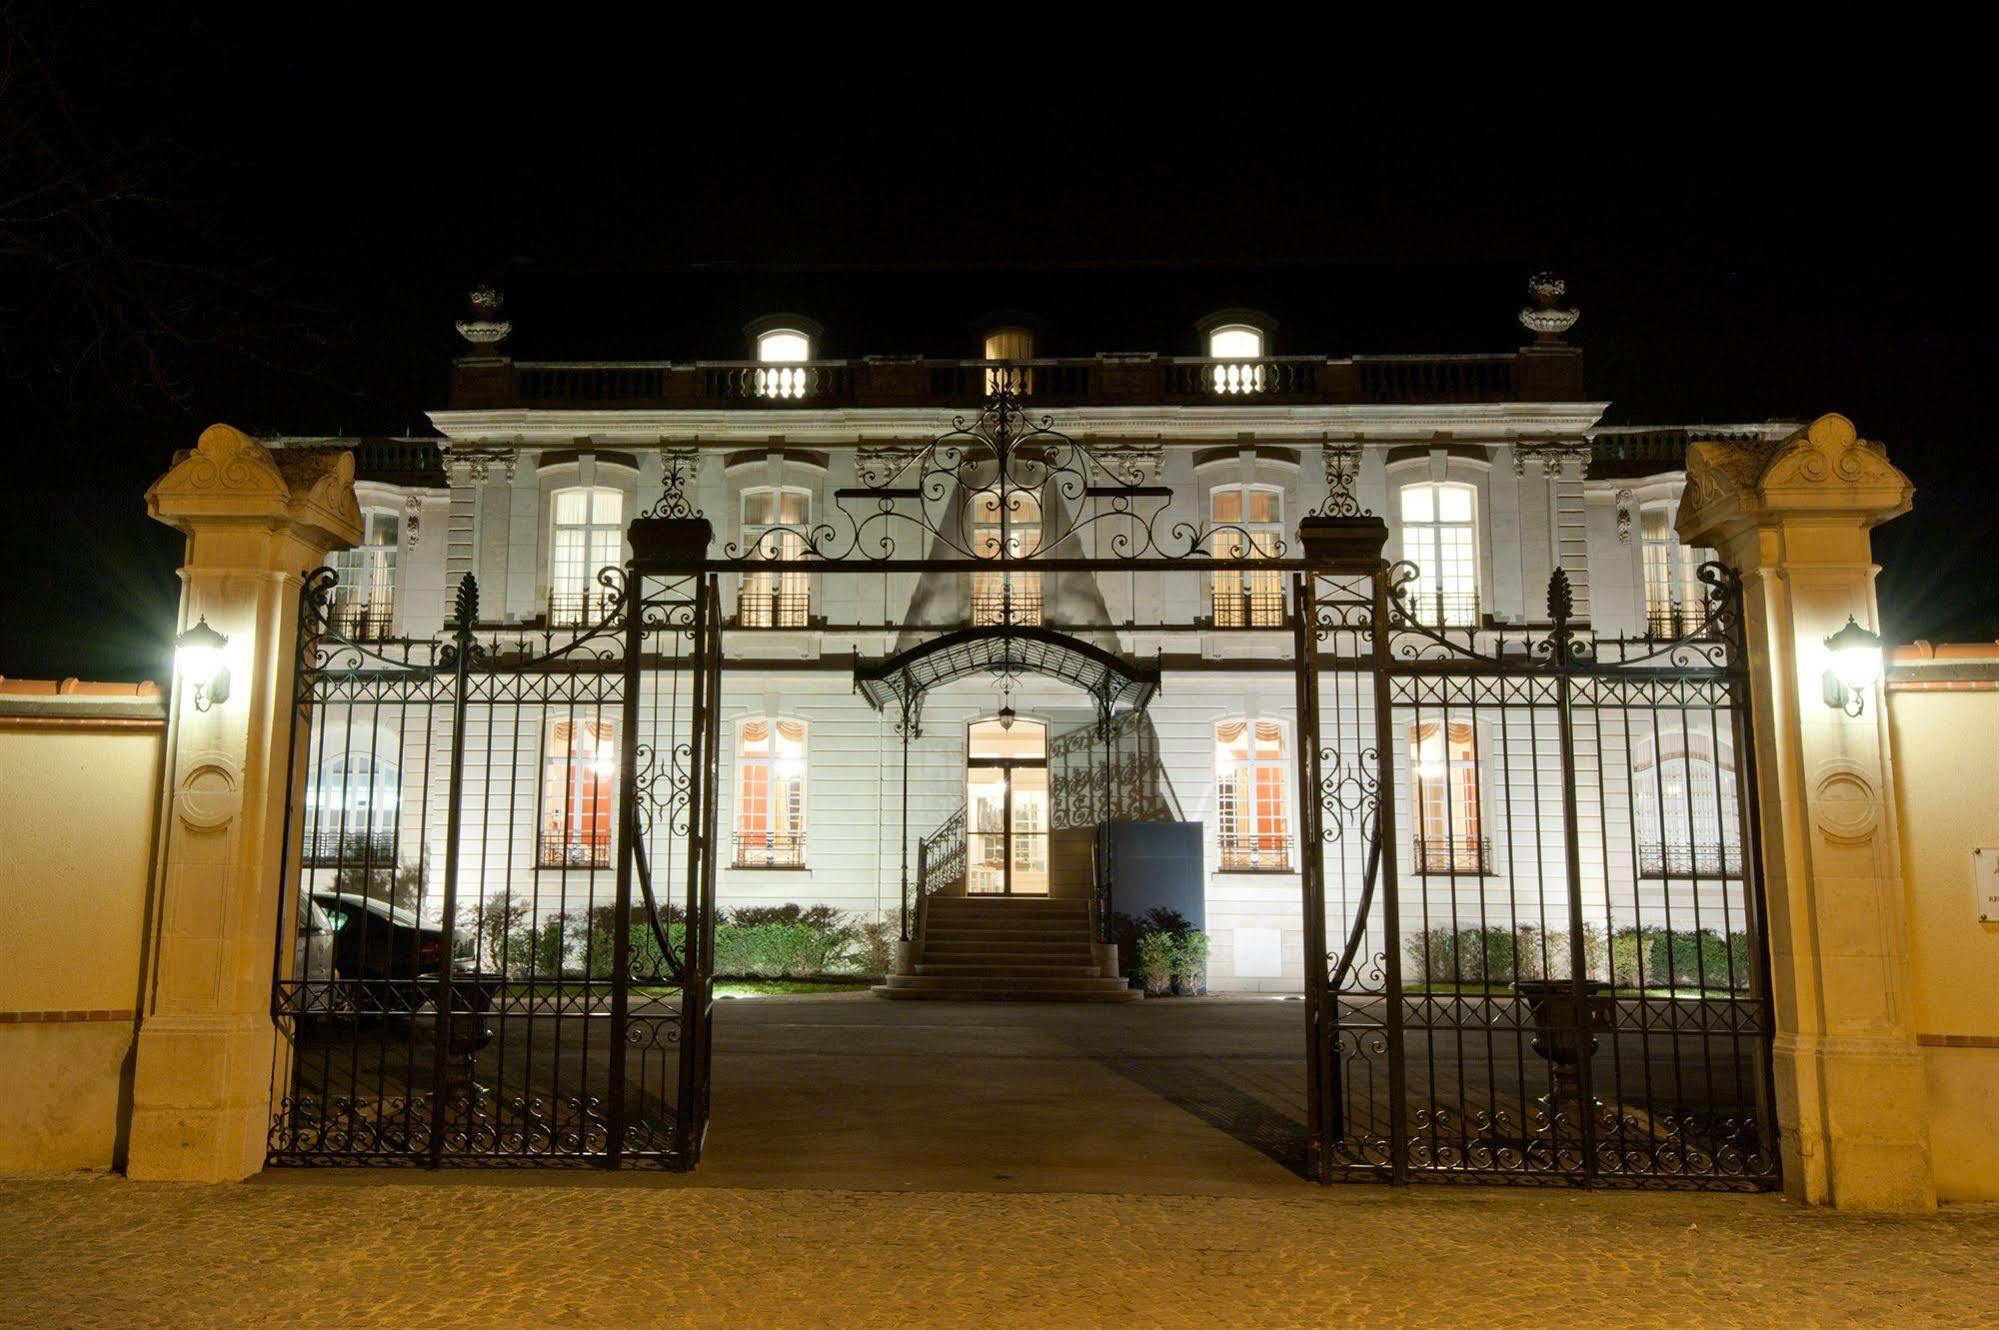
[[540, 718, 617, 868], [1410, 720, 1484, 873], [736, 718, 807, 867], [1641, 505, 1712, 637], [1216, 719, 1290, 870], [970, 486, 1042, 625], [1634, 720, 1740, 878], [755, 328, 811, 399], [305, 749, 400, 865], [1210, 485, 1284, 627], [328, 508, 400, 639], [983, 326, 1035, 395], [549, 488, 622, 626], [1207, 324, 1265, 394], [740, 488, 810, 627], [1400, 482, 1480, 627]]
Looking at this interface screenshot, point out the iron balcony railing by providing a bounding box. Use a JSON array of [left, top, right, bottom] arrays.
[[1414, 836, 1490, 875], [301, 825, 397, 866], [735, 589, 811, 629], [328, 600, 395, 641], [1638, 840, 1743, 879], [1210, 588, 1287, 628], [1403, 592, 1482, 629], [970, 585, 1044, 626], [732, 830, 808, 868], [538, 829, 612, 869], [547, 589, 620, 629], [1218, 835, 1292, 872], [1645, 604, 1715, 640], [471, 351, 1565, 412]]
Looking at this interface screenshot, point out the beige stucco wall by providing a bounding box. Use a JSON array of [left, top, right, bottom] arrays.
[[0, 714, 164, 1171], [1886, 681, 1999, 1201]]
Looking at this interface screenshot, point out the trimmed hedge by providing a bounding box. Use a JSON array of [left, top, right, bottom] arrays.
[[1403, 924, 1753, 991], [469, 895, 892, 981]]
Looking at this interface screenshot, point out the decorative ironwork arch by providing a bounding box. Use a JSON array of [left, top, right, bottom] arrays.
[[853, 623, 1159, 731]]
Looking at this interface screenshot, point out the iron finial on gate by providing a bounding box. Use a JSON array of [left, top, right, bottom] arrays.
[[452, 572, 480, 632]]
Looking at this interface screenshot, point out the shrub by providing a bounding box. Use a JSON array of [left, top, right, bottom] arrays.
[[1170, 930, 1210, 996], [1136, 931, 1176, 996]]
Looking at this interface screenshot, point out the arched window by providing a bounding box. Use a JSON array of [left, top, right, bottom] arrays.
[[1640, 503, 1715, 637], [1210, 484, 1285, 627], [969, 486, 1042, 625], [540, 717, 617, 868], [982, 326, 1035, 395], [755, 327, 812, 399], [1633, 720, 1741, 878], [1216, 719, 1290, 870], [1206, 323, 1266, 394], [548, 487, 623, 626], [328, 507, 400, 639], [1410, 720, 1484, 874], [735, 718, 808, 867], [1399, 482, 1480, 627], [305, 749, 401, 865], [739, 487, 811, 628]]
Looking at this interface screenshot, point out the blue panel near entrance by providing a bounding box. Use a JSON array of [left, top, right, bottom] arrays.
[[1107, 820, 1204, 930]]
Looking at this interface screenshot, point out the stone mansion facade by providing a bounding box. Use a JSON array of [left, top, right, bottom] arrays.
[[280, 282, 1788, 992]]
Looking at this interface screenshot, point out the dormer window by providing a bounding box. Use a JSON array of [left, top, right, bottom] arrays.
[[746, 315, 821, 399], [980, 322, 1036, 395], [757, 329, 811, 363], [1198, 310, 1274, 395]]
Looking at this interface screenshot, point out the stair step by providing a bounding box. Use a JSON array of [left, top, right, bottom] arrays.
[[885, 974, 1131, 993], [872, 985, 1143, 1003], [923, 929, 1093, 944], [915, 963, 1104, 978], [920, 945, 1096, 960]]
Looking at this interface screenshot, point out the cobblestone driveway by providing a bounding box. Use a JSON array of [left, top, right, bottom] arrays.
[[3, 1175, 1995, 1328]]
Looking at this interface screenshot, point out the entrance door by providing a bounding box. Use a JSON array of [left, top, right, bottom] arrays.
[[966, 717, 1049, 895]]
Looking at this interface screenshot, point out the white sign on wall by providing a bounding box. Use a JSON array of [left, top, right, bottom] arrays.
[[1975, 848, 1999, 924]]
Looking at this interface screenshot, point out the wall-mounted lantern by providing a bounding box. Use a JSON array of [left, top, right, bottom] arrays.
[[175, 617, 232, 712], [1821, 616, 1884, 717]]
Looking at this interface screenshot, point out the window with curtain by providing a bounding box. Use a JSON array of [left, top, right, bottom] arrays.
[[1399, 482, 1480, 627], [1410, 720, 1484, 873], [983, 326, 1035, 395], [736, 718, 808, 867], [1210, 484, 1285, 627], [969, 486, 1042, 625], [1215, 719, 1290, 870], [540, 718, 617, 868], [1640, 504, 1713, 637], [739, 488, 810, 627], [304, 749, 401, 865], [754, 328, 811, 399], [1206, 324, 1265, 394], [1633, 719, 1741, 879], [548, 488, 622, 627], [328, 508, 400, 639]]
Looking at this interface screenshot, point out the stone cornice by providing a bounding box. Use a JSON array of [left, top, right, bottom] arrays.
[[1677, 413, 1914, 549], [147, 423, 365, 554], [424, 401, 1610, 447]]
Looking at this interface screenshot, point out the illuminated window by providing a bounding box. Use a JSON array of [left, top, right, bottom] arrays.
[[1641, 504, 1712, 637], [1210, 485, 1285, 627], [1399, 482, 1480, 627], [755, 328, 812, 399], [1634, 719, 1741, 879], [736, 718, 807, 867], [1216, 720, 1290, 871], [304, 749, 401, 865], [1207, 324, 1265, 394], [740, 487, 810, 627], [1410, 720, 1484, 874], [969, 486, 1042, 625], [541, 718, 617, 868], [983, 326, 1035, 395], [328, 507, 400, 639], [549, 487, 622, 626], [967, 717, 1049, 895]]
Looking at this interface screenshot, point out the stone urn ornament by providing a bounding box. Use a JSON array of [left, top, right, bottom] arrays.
[[1514, 977, 1614, 1128], [1518, 272, 1580, 344]]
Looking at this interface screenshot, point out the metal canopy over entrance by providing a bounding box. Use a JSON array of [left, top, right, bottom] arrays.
[[854, 625, 1160, 724]]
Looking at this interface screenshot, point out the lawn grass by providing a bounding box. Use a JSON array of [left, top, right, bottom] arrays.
[[715, 978, 874, 997]]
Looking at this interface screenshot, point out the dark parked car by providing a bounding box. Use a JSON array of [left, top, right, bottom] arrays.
[[308, 893, 500, 1026]]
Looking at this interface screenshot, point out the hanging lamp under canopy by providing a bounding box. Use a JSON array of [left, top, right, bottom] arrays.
[[854, 624, 1160, 725]]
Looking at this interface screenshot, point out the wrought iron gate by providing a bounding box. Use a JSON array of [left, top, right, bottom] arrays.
[[267, 568, 722, 1167], [1295, 562, 1777, 1188]]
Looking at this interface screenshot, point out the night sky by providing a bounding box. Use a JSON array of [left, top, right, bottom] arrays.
[[3, 13, 1989, 683]]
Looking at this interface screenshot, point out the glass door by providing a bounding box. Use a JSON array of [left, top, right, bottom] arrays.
[[965, 717, 1050, 895]]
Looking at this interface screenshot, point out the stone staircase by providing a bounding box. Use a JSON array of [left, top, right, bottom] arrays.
[[872, 896, 1141, 1002]]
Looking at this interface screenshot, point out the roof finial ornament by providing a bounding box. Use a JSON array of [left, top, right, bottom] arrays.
[[1519, 272, 1579, 345], [456, 284, 512, 350]]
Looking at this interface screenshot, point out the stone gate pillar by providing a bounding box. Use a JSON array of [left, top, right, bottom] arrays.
[[1678, 413, 1934, 1211], [126, 425, 362, 1181]]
